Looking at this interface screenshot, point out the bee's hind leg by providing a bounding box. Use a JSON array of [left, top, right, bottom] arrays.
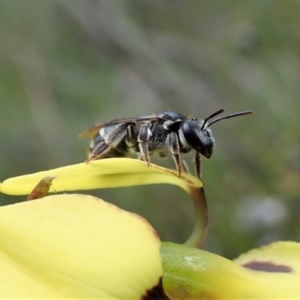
[[86, 121, 136, 162]]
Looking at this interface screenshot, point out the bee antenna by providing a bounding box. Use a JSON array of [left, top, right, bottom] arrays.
[[207, 110, 253, 128], [201, 108, 225, 130]]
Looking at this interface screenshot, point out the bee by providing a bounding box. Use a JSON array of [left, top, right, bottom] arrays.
[[80, 108, 253, 178]]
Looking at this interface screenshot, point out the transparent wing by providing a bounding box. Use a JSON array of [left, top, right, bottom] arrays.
[[79, 115, 158, 138]]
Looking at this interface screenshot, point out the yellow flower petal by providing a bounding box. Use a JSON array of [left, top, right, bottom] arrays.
[[0, 194, 162, 299], [162, 242, 300, 300], [0, 158, 206, 247], [234, 240, 300, 277], [0, 158, 202, 195]]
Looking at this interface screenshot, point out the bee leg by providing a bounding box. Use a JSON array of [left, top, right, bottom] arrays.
[[86, 142, 110, 162], [138, 124, 152, 166], [182, 160, 191, 174], [195, 152, 202, 179], [169, 132, 183, 177], [86, 121, 136, 162]]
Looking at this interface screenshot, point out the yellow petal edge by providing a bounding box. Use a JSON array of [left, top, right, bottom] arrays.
[[0, 158, 202, 195], [0, 194, 162, 299]]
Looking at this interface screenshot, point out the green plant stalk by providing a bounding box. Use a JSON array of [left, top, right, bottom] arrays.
[[184, 187, 208, 248]]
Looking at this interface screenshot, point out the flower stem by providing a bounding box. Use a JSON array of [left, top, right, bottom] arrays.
[[184, 187, 208, 248]]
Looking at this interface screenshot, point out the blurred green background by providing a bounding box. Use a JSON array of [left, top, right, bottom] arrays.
[[1, 0, 300, 258]]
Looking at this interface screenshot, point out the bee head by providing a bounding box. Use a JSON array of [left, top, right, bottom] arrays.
[[182, 109, 253, 158], [182, 120, 214, 158]]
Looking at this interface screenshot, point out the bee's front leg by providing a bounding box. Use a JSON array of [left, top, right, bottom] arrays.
[[194, 152, 203, 180]]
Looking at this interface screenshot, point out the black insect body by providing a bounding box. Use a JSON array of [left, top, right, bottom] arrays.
[[80, 109, 253, 178]]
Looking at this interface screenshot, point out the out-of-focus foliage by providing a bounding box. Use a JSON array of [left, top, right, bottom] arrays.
[[1, 0, 300, 258]]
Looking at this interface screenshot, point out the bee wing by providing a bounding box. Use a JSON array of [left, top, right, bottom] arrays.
[[79, 115, 158, 138]]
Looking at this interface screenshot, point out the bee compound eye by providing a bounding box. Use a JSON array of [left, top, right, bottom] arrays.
[[182, 122, 204, 153]]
